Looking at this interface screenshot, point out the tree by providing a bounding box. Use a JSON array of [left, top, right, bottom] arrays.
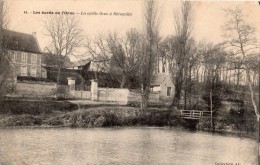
[[0, 0, 13, 99], [160, 36, 199, 109], [85, 29, 142, 88], [140, 0, 160, 111], [222, 7, 259, 121], [199, 43, 227, 130], [44, 15, 84, 84], [171, 1, 193, 108], [108, 29, 143, 88]]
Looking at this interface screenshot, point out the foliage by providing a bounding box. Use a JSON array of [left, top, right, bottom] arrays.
[[0, 99, 77, 115], [17, 76, 54, 83], [225, 108, 257, 133]]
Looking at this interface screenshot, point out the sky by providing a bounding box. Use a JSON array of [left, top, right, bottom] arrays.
[[6, 0, 260, 56]]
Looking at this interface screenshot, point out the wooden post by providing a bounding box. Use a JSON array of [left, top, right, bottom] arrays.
[[210, 89, 213, 131], [141, 84, 143, 111]]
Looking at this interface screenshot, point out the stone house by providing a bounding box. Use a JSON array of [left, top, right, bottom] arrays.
[[3, 30, 47, 78]]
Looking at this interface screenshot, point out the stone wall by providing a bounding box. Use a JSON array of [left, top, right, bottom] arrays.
[[128, 90, 160, 103], [15, 81, 56, 98]]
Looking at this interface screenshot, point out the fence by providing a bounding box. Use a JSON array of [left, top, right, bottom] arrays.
[[14, 79, 160, 106], [74, 90, 91, 100], [98, 88, 129, 104]]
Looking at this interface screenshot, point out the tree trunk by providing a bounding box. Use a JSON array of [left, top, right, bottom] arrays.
[[184, 67, 187, 109], [57, 67, 61, 85], [141, 86, 149, 112], [172, 67, 183, 107], [246, 68, 259, 119], [210, 88, 213, 131], [120, 74, 126, 88]]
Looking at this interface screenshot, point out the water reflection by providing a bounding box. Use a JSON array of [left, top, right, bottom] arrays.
[[0, 127, 257, 165]]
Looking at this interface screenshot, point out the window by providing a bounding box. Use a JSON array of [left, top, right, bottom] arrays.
[[162, 66, 166, 73], [10, 51, 17, 61], [167, 87, 171, 96], [22, 53, 27, 63], [42, 69, 47, 78], [30, 66, 37, 77], [8, 51, 12, 59], [13, 52, 17, 61], [21, 66, 27, 76], [31, 54, 37, 64], [152, 85, 161, 92]]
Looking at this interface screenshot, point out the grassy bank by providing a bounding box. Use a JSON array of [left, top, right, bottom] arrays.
[[0, 99, 185, 127], [45, 107, 184, 127], [0, 99, 78, 115], [0, 99, 257, 139]]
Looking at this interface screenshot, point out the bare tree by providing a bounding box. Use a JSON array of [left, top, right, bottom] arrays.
[[140, 0, 160, 110], [199, 43, 227, 130], [0, 0, 14, 99], [85, 34, 111, 80], [85, 29, 142, 88], [44, 15, 84, 84], [222, 7, 259, 121], [171, 1, 193, 108], [108, 29, 143, 88]]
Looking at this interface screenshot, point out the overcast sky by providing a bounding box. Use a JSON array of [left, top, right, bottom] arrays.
[[6, 0, 260, 53]]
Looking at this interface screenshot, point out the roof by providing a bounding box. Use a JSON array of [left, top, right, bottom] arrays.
[[41, 53, 72, 68], [68, 59, 90, 68], [3, 29, 41, 54], [43, 66, 85, 85], [151, 73, 174, 86]]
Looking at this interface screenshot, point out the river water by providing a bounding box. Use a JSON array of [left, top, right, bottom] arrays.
[[0, 127, 257, 165]]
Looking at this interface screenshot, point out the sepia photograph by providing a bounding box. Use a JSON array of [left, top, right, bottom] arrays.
[[0, 0, 259, 164]]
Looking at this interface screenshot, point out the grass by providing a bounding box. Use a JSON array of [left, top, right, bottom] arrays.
[[0, 100, 184, 128], [0, 99, 78, 115], [44, 106, 184, 127]]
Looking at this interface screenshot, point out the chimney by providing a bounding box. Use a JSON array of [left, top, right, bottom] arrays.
[[32, 32, 42, 52], [32, 32, 36, 38]]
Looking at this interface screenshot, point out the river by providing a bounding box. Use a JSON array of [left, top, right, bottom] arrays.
[[0, 127, 257, 165]]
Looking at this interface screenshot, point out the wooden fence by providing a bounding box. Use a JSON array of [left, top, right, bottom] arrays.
[[179, 110, 211, 120]]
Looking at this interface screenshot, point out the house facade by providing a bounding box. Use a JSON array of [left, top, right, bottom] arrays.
[[3, 30, 47, 78], [8, 50, 45, 78], [151, 56, 175, 101]]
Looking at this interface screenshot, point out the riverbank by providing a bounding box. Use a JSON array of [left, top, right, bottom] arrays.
[[0, 105, 184, 127], [0, 99, 257, 139]]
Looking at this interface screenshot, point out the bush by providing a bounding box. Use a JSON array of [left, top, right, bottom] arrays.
[[45, 106, 184, 128], [0, 115, 43, 126], [17, 76, 54, 83], [0, 100, 78, 115]]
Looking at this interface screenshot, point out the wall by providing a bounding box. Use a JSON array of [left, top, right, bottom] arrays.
[[159, 83, 175, 102], [74, 90, 91, 100], [15, 81, 56, 98], [8, 50, 43, 78], [128, 90, 160, 103], [98, 88, 129, 104]]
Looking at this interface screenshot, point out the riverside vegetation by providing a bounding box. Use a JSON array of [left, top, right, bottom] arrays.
[[0, 99, 257, 138]]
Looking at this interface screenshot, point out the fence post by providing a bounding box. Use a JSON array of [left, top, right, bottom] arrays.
[[91, 79, 98, 101], [67, 77, 76, 98]]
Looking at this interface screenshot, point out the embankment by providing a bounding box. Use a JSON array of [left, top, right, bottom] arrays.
[[0, 99, 185, 127]]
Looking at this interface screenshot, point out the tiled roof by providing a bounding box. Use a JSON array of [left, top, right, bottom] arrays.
[[3, 29, 41, 54], [151, 73, 174, 86], [68, 59, 90, 68]]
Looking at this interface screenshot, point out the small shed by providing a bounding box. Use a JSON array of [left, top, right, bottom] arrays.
[[151, 73, 175, 101]]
